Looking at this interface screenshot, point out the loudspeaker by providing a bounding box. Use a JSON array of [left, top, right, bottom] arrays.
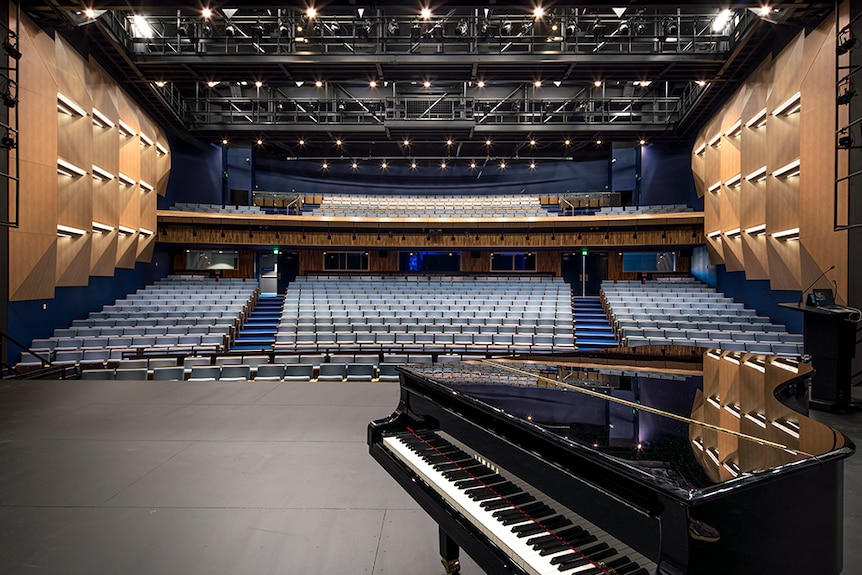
[[471, 251, 480, 259], [379, 250, 389, 258]]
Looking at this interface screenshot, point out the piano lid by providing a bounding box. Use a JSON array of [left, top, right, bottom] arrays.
[[397, 346, 854, 500]]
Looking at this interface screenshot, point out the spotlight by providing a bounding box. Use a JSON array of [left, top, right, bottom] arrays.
[[277, 21, 290, 36], [3, 37, 20, 60], [358, 20, 371, 40], [837, 28, 857, 55], [0, 131, 15, 148], [251, 22, 267, 37], [566, 22, 579, 38], [838, 81, 856, 105], [501, 20, 512, 36], [663, 18, 678, 38], [387, 18, 399, 35], [410, 23, 421, 41], [455, 20, 468, 36], [177, 21, 192, 37], [839, 131, 854, 149], [225, 24, 237, 37], [2, 91, 16, 108]]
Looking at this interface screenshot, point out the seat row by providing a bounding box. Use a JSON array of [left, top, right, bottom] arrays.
[[273, 332, 574, 353], [626, 338, 804, 356]]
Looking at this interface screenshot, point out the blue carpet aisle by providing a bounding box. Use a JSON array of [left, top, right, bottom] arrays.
[[572, 296, 618, 350], [230, 294, 283, 352]]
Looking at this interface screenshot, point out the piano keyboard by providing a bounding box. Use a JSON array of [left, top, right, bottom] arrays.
[[383, 429, 656, 575]]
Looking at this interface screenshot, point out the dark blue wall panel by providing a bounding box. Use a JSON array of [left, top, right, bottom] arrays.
[[611, 146, 636, 194], [7, 246, 173, 362], [162, 141, 222, 207], [716, 266, 802, 332], [640, 142, 702, 209], [227, 146, 252, 195]]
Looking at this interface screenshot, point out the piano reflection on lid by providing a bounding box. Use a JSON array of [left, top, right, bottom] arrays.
[[368, 345, 854, 575]]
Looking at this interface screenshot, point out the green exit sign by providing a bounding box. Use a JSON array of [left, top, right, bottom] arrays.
[[581, 248, 588, 257]]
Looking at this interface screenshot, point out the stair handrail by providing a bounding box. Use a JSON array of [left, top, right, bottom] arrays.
[[0, 329, 52, 376]]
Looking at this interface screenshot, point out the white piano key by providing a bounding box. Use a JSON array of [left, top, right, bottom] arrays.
[[384, 434, 613, 575]]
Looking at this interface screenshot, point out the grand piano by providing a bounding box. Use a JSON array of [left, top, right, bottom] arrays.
[[368, 346, 855, 575]]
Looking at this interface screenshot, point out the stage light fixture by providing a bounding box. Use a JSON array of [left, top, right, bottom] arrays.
[[1, 130, 16, 149], [410, 24, 421, 41], [837, 27, 857, 55], [2, 90, 16, 108], [3, 36, 20, 60], [387, 18, 399, 35], [838, 130, 854, 149], [455, 20, 468, 36]]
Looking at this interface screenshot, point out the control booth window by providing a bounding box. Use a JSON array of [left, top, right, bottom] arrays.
[[324, 251, 370, 271], [490, 252, 537, 272], [186, 250, 238, 270], [622, 252, 677, 272]]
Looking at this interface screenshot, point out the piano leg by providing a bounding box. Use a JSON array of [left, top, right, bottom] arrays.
[[439, 527, 461, 575]]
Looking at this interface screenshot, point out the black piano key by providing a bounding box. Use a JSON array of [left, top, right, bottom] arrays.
[[579, 542, 610, 557], [625, 570, 649, 575], [535, 540, 571, 557], [551, 541, 607, 567], [460, 475, 509, 490], [512, 515, 571, 537], [441, 469, 473, 481], [500, 505, 556, 526], [526, 526, 585, 547], [493, 501, 552, 521], [604, 557, 632, 571], [465, 482, 520, 501], [611, 561, 641, 575], [588, 546, 617, 561], [480, 492, 535, 510], [550, 552, 589, 568]]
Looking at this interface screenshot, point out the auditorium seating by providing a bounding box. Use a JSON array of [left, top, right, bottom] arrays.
[[169, 202, 266, 215], [306, 194, 551, 218], [16, 276, 257, 372], [275, 274, 575, 354], [601, 277, 805, 356]]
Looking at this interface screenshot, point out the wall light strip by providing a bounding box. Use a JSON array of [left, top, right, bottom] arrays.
[[771, 419, 800, 439], [772, 227, 800, 240], [745, 165, 768, 182], [694, 142, 706, 156], [745, 224, 767, 236], [91, 221, 114, 233], [744, 412, 768, 428], [706, 395, 722, 409], [772, 159, 800, 178], [770, 357, 799, 373], [91, 164, 115, 181], [117, 225, 136, 235], [707, 181, 722, 193], [117, 172, 136, 186], [139, 227, 154, 236], [139, 180, 154, 192], [725, 173, 742, 187], [722, 461, 740, 478], [57, 158, 88, 177], [724, 228, 741, 238], [725, 119, 743, 137], [57, 224, 87, 237], [744, 107, 768, 128], [723, 404, 742, 418], [91, 108, 115, 128], [155, 142, 168, 156], [772, 91, 801, 116], [139, 132, 154, 146], [57, 92, 87, 117], [118, 119, 137, 137], [707, 132, 722, 146], [706, 448, 720, 467], [743, 359, 767, 373], [707, 230, 722, 239]]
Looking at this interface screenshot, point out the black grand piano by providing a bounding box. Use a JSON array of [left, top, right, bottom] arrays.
[[368, 346, 855, 575]]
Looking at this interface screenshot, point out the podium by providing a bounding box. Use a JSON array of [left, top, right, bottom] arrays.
[[779, 303, 857, 410]]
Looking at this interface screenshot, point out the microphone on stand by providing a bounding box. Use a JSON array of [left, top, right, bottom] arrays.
[[798, 265, 836, 306]]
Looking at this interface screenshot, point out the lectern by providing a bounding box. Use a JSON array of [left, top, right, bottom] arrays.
[[779, 303, 856, 410]]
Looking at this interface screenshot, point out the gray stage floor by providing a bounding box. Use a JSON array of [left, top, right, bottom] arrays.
[[0, 379, 859, 575]]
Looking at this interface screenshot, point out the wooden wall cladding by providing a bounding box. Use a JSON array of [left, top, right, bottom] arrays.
[[691, 13, 847, 299], [8, 11, 171, 300]]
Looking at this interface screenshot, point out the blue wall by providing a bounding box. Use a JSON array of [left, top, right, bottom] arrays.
[[7, 246, 173, 361], [161, 140, 223, 207], [715, 267, 802, 332], [640, 142, 702, 209], [689, 246, 800, 331]]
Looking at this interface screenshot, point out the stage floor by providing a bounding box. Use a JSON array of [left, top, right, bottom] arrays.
[[0, 379, 860, 574]]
